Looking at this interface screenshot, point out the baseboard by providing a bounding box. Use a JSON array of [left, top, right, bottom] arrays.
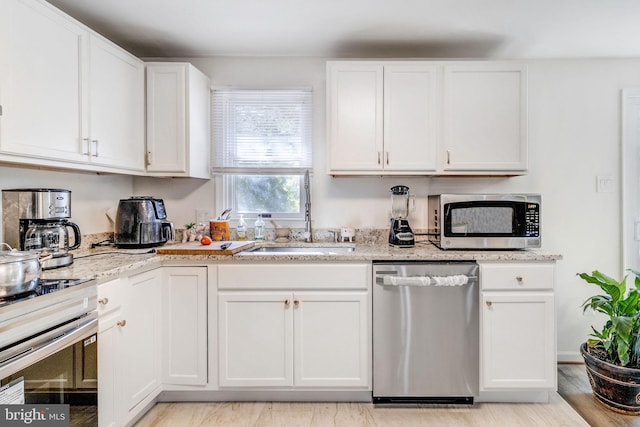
[[557, 351, 583, 363]]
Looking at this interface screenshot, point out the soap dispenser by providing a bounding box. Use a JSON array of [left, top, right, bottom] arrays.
[[237, 214, 247, 241]]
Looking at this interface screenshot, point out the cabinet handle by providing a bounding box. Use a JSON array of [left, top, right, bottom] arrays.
[[92, 139, 99, 157], [82, 138, 90, 155], [486, 301, 492, 308], [386, 152, 389, 165], [294, 300, 300, 308], [516, 276, 524, 284], [377, 152, 381, 165], [447, 150, 451, 164], [98, 298, 109, 305], [284, 299, 290, 307], [146, 151, 152, 166], [116, 320, 127, 327]]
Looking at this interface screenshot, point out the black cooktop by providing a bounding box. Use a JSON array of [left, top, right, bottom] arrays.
[[0, 278, 93, 308]]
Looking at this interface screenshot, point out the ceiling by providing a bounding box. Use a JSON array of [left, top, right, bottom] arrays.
[[46, 0, 640, 59]]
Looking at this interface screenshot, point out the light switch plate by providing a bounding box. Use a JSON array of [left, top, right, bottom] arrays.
[[596, 175, 614, 193]]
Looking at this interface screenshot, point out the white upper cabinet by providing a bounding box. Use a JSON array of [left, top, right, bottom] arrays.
[[442, 63, 527, 173], [0, 0, 145, 174], [0, 0, 86, 163], [327, 62, 437, 174], [146, 62, 211, 179], [86, 34, 145, 171], [384, 64, 438, 172], [327, 63, 383, 171], [326, 60, 528, 176]]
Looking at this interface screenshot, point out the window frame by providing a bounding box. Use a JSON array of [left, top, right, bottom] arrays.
[[212, 87, 313, 223]]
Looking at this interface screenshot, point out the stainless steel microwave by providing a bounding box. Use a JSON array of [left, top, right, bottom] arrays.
[[427, 194, 541, 250]]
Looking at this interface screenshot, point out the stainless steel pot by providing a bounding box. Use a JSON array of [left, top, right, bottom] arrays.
[[0, 248, 41, 297]]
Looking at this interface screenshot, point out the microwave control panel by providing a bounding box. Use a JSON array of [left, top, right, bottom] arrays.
[[524, 203, 540, 237]]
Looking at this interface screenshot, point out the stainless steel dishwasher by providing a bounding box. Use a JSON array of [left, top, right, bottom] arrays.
[[372, 261, 479, 404]]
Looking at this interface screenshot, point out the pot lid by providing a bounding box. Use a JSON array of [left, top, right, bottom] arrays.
[[0, 250, 40, 264]]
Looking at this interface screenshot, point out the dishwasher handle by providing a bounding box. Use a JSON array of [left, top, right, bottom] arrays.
[[378, 274, 476, 287]]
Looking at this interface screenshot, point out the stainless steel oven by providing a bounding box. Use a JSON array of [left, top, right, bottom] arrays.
[[0, 278, 97, 426]]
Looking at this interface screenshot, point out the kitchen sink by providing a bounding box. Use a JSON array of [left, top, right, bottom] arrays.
[[237, 246, 355, 256]]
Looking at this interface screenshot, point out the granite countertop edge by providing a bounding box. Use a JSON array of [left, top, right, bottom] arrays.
[[42, 243, 562, 282]]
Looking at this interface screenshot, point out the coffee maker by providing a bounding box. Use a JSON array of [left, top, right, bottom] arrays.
[[2, 189, 81, 269], [388, 185, 415, 247]]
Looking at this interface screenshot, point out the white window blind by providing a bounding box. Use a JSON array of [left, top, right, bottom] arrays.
[[212, 89, 313, 174]]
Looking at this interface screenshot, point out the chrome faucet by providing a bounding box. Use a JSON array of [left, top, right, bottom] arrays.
[[304, 170, 312, 242]]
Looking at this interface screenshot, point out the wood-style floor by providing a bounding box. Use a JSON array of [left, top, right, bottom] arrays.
[[136, 396, 587, 427], [557, 363, 640, 426], [135, 364, 640, 426]]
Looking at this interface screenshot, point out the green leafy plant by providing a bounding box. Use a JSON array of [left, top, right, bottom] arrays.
[[578, 270, 640, 367]]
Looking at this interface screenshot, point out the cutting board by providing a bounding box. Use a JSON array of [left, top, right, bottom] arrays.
[[156, 241, 255, 255]]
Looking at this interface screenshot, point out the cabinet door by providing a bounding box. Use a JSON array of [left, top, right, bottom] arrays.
[[97, 278, 122, 426], [293, 292, 369, 387], [218, 291, 293, 387], [121, 270, 161, 411], [98, 317, 120, 427], [87, 34, 144, 171], [442, 63, 527, 172], [0, 0, 86, 162], [146, 63, 188, 174], [162, 266, 208, 386], [327, 62, 383, 172], [481, 291, 556, 390], [384, 64, 438, 172]]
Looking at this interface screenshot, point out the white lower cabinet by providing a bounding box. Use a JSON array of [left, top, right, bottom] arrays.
[[162, 266, 208, 386], [98, 268, 162, 427], [217, 263, 371, 389], [97, 278, 123, 427], [479, 262, 556, 392]]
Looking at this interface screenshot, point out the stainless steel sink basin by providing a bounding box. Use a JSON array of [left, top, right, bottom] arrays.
[[237, 246, 355, 256]]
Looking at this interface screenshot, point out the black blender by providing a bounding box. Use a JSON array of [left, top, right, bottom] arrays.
[[388, 185, 415, 247]]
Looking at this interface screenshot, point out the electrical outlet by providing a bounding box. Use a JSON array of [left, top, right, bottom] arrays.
[[596, 175, 614, 193], [196, 209, 213, 224]]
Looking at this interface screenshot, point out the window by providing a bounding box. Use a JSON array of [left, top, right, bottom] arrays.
[[212, 89, 312, 221]]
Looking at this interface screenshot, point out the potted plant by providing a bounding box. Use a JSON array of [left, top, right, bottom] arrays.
[[578, 269, 640, 414]]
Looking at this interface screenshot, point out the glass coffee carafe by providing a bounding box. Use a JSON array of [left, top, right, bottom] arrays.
[[24, 220, 81, 269]]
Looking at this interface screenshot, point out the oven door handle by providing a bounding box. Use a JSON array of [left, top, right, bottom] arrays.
[[0, 313, 98, 379]]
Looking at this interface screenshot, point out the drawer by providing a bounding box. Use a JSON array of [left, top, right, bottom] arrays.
[[218, 263, 370, 290], [97, 278, 123, 317], [479, 262, 554, 291]]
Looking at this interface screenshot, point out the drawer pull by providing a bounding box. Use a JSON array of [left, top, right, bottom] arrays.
[[98, 298, 109, 305], [284, 299, 290, 307], [516, 276, 524, 284], [117, 320, 127, 327], [294, 300, 300, 308], [486, 301, 492, 308]]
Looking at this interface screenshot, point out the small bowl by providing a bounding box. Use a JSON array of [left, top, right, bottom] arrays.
[[275, 228, 290, 243]]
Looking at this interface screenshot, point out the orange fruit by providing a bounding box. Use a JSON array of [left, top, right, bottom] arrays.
[[200, 236, 212, 245]]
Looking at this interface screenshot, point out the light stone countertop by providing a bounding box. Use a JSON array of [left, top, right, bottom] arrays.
[[40, 241, 562, 282]]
